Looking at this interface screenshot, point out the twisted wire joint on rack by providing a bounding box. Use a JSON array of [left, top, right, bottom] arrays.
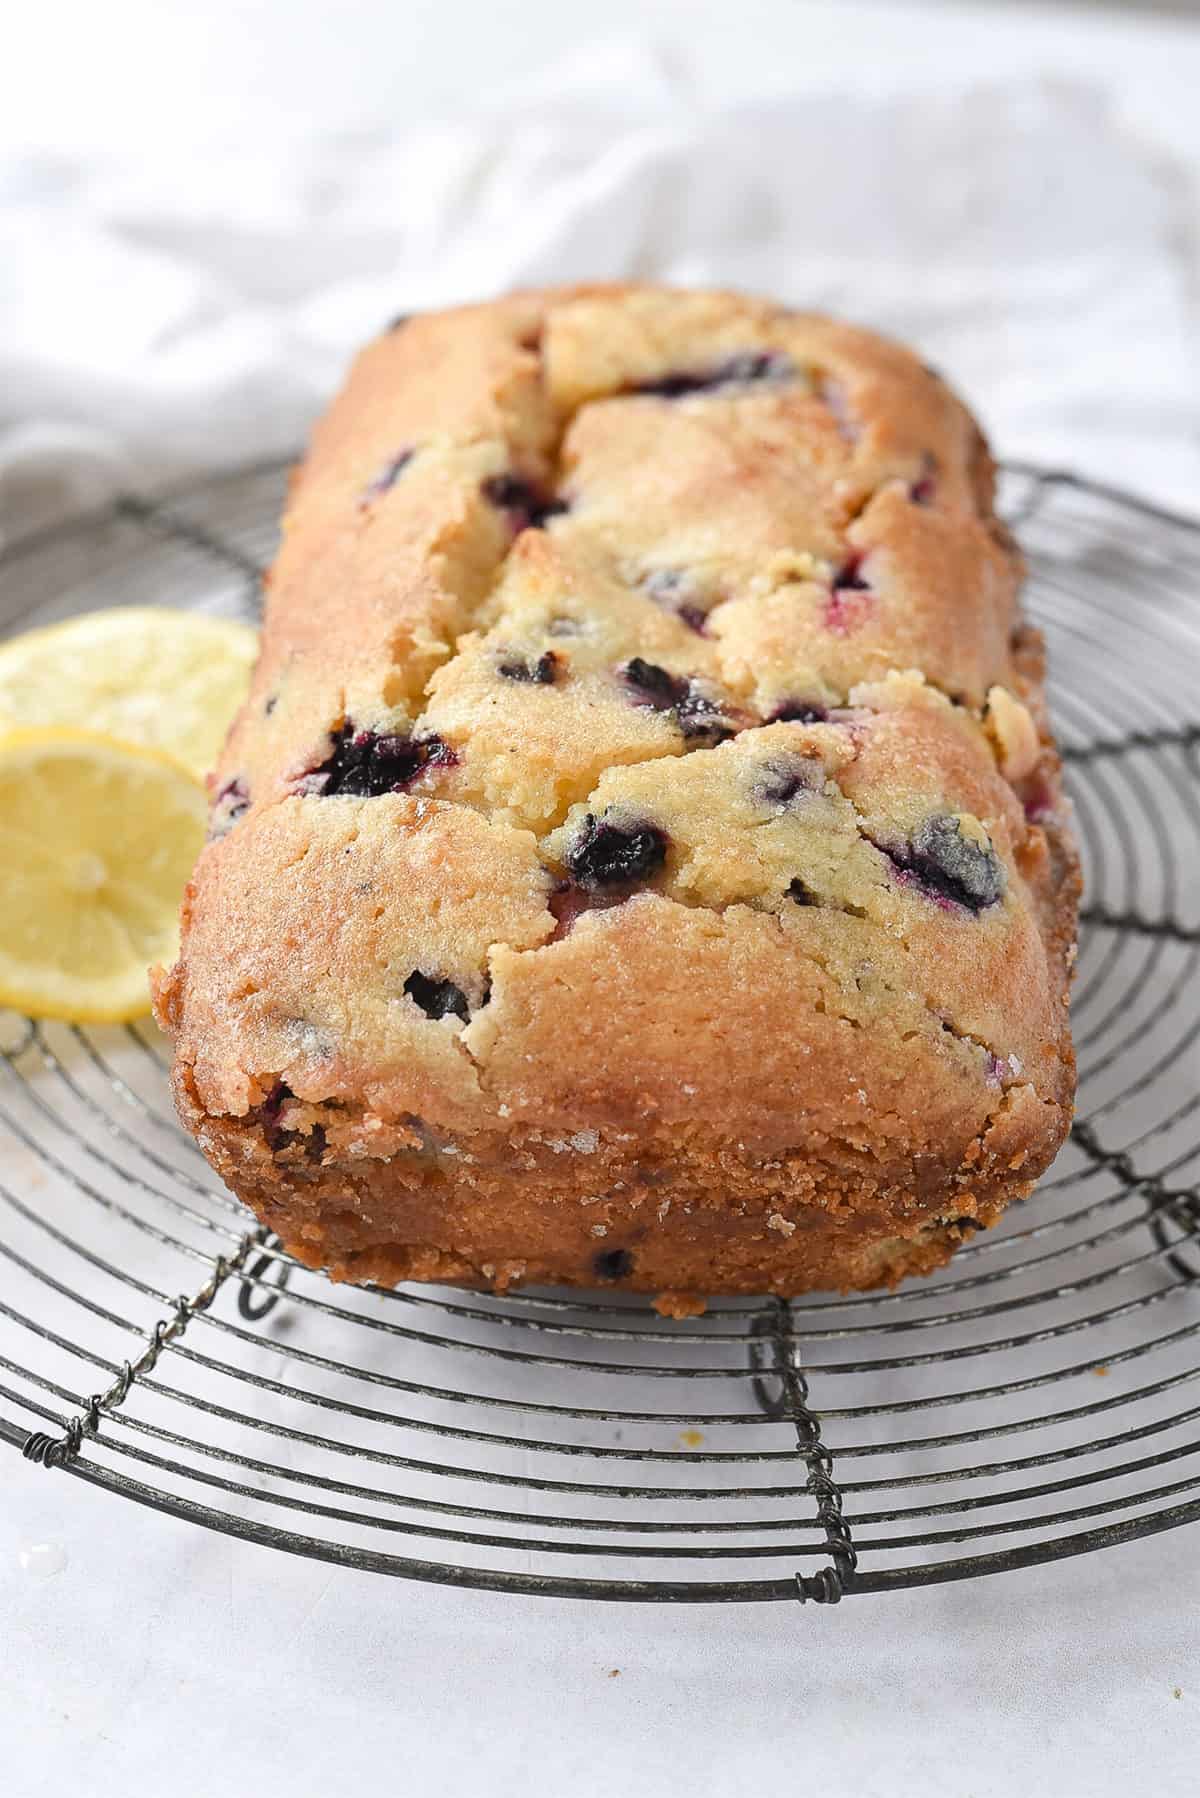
[[769, 1298, 858, 1604], [21, 1225, 267, 1470]]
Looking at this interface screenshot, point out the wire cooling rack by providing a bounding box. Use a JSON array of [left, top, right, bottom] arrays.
[[1, 460, 1198, 1605]]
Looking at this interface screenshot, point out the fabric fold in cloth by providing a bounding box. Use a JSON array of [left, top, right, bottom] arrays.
[[1, 45, 1196, 542]]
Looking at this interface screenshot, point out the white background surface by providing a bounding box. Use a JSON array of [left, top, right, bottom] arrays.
[[4, 1469, 1198, 1796], [3, 0, 1200, 532], [2, 3, 1199, 1794]]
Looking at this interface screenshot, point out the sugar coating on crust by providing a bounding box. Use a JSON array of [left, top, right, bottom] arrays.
[[155, 284, 1078, 1306]]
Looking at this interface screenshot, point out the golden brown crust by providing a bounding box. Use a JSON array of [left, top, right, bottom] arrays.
[[155, 283, 1079, 1309]]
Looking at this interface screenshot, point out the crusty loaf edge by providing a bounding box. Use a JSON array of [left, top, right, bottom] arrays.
[[153, 284, 1080, 1313], [156, 801, 1077, 1315]]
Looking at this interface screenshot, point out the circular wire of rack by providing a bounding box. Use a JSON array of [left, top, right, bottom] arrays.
[[1, 459, 1199, 1605]]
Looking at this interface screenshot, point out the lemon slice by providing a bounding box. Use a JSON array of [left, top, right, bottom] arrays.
[[0, 728, 206, 1022], [0, 607, 258, 779]]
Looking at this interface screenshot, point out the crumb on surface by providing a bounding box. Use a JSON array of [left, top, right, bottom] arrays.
[[654, 1290, 708, 1319]]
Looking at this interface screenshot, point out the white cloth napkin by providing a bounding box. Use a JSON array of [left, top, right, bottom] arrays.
[[1, 43, 1197, 545]]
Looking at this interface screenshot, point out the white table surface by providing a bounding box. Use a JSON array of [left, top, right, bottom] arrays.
[[4, 1465, 1198, 1796], [4, 3, 1200, 1794], [3, 0, 1200, 162]]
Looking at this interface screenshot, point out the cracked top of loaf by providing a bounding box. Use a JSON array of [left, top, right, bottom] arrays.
[[156, 285, 1076, 1185]]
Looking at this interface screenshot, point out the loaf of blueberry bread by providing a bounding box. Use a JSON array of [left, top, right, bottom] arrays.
[[153, 285, 1078, 1313]]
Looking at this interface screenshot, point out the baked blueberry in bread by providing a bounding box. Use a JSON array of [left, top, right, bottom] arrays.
[[153, 286, 1078, 1313]]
